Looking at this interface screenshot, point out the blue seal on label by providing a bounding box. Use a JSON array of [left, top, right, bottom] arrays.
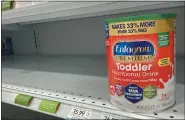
[[124, 84, 143, 103], [115, 84, 124, 96]]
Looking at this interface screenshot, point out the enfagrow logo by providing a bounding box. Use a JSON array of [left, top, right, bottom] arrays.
[[113, 41, 154, 61]]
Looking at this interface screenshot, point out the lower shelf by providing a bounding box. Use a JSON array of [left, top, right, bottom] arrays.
[[2, 55, 185, 119], [2, 102, 62, 120]]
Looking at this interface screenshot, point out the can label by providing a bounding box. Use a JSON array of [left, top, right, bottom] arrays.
[[106, 17, 176, 111]]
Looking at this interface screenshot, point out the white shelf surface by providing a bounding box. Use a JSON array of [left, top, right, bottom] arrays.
[[2, 55, 184, 119], [2, 2, 184, 25]]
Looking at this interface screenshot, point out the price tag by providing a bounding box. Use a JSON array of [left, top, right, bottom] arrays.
[[67, 106, 92, 119], [101, 112, 126, 120], [14, 94, 33, 107], [39, 99, 60, 114]]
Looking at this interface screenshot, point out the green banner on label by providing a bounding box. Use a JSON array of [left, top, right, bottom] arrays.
[[14, 94, 33, 107], [39, 99, 60, 114], [158, 32, 169, 47]]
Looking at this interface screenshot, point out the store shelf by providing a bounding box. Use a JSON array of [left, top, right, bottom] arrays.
[[2, 2, 184, 25], [2, 55, 184, 119]]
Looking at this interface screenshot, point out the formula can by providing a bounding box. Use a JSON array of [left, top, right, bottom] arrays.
[[105, 13, 176, 113]]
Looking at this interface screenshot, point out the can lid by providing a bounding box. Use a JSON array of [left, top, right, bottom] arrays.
[[105, 13, 176, 24]]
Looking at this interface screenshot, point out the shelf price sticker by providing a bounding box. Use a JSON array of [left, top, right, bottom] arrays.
[[67, 106, 92, 119], [14, 94, 33, 107], [39, 99, 60, 114], [101, 112, 127, 120]]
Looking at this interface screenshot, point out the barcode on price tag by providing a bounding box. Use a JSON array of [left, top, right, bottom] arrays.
[[67, 106, 92, 119], [101, 112, 127, 120]]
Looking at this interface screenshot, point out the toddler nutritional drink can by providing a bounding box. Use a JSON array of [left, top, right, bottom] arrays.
[[105, 13, 176, 113]]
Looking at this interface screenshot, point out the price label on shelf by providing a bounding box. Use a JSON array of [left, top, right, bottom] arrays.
[[14, 94, 33, 107], [101, 112, 126, 120], [67, 106, 92, 119], [39, 99, 60, 114]]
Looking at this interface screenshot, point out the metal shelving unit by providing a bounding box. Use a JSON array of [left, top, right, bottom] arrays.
[[2, 1, 185, 120]]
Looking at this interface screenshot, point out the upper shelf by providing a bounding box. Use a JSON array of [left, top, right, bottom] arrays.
[[2, 2, 184, 25]]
